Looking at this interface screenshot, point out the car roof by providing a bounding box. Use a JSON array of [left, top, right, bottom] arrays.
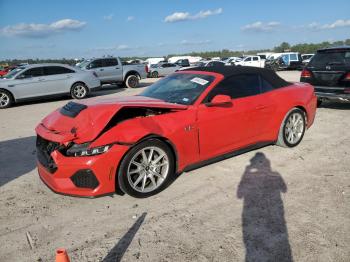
[[25, 63, 73, 68], [181, 66, 290, 88], [318, 46, 350, 52]]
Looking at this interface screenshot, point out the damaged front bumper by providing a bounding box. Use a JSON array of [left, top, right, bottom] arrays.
[[36, 135, 130, 197]]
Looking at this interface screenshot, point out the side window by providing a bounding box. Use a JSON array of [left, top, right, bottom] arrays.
[[21, 67, 44, 78], [44, 66, 74, 75], [253, 57, 259, 61], [89, 60, 103, 69], [289, 54, 298, 61], [105, 58, 118, 67], [244, 57, 252, 62], [260, 76, 274, 93], [169, 64, 176, 67], [206, 74, 261, 101], [207, 62, 214, 67]]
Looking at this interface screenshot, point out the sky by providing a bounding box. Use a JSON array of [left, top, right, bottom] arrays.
[[0, 0, 349, 59]]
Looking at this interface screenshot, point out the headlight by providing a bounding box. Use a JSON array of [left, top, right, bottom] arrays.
[[66, 143, 112, 157]]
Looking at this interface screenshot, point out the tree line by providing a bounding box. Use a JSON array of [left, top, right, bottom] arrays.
[[1, 39, 349, 65]]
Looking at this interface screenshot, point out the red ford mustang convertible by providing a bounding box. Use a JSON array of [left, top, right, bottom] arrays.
[[35, 67, 317, 198]]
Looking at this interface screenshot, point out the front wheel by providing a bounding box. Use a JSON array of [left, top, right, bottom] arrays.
[[125, 75, 139, 88], [70, 83, 88, 99], [276, 108, 306, 148], [0, 89, 14, 109], [117, 139, 175, 198]]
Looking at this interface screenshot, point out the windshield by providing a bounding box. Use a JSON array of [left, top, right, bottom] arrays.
[[140, 73, 215, 105], [309, 50, 350, 67], [2, 67, 25, 79], [77, 60, 91, 68]]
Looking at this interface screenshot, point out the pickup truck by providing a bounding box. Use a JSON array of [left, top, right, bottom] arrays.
[[235, 56, 265, 68], [78, 57, 147, 88]]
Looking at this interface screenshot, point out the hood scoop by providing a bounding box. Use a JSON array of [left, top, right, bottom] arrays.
[[60, 102, 88, 118]]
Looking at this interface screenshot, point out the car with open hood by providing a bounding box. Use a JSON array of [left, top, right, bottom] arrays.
[[35, 66, 317, 198]]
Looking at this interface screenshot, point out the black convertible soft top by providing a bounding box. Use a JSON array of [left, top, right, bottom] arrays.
[[182, 66, 290, 88]]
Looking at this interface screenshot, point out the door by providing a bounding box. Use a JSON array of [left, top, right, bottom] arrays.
[[252, 56, 260, 67], [88, 59, 107, 82], [10, 67, 47, 99], [243, 57, 253, 66], [103, 58, 123, 82], [196, 74, 262, 160], [41, 66, 75, 94]]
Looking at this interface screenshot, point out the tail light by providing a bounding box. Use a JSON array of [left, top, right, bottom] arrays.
[[344, 72, 350, 81], [301, 69, 311, 78], [145, 65, 149, 73]]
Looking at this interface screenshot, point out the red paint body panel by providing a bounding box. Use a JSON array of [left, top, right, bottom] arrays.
[[35, 71, 317, 197]]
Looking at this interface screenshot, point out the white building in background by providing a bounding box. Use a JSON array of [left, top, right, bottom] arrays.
[[168, 56, 202, 64]]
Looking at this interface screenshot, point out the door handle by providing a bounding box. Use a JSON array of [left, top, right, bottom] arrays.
[[99, 69, 104, 71], [255, 105, 267, 110], [115, 67, 120, 69], [38, 78, 45, 82]]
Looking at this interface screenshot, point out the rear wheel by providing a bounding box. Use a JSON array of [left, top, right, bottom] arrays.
[[276, 108, 306, 148], [117, 139, 175, 198], [0, 90, 14, 109], [70, 83, 88, 99], [152, 71, 159, 78], [125, 75, 139, 88]]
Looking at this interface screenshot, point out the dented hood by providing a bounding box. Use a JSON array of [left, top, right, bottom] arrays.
[[36, 96, 187, 144]]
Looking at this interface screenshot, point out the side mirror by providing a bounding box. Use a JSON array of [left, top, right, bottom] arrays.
[[206, 95, 232, 107]]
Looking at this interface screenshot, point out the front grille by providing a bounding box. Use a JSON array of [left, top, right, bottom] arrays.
[[36, 135, 60, 173], [71, 169, 99, 189]]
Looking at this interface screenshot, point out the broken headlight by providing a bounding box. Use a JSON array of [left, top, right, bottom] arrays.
[[66, 143, 112, 157]]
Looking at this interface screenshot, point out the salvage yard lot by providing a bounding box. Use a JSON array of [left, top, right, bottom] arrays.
[[0, 71, 349, 261]]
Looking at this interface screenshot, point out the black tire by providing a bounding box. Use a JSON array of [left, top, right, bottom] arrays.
[[125, 75, 139, 88], [0, 89, 14, 109], [317, 99, 323, 107], [117, 139, 175, 198], [70, 83, 89, 99], [276, 108, 306, 148], [152, 71, 159, 78]]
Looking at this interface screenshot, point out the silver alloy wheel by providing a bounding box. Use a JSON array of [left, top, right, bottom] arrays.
[[284, 112, 304, 145], [127, 75, 138, 88], [0, 92, 10, 107], [127, 146, 169, 193], [73, 85, 87, 98]]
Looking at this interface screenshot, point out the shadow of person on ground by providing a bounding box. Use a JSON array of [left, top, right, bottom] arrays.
[[0, 136, 37, 187], [103, 212, 147, 262], [237, 152, 293, 262]]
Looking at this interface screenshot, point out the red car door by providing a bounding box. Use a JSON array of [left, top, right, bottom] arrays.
[[196, 74, 262, 161]]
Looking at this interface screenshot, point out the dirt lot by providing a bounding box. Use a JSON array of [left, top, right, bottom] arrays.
[[0, 71, 349, 261]]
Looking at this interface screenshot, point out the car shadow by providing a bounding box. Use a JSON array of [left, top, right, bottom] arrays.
[[319, 101, 350, 110], [0, 136, 37, 187], [102, 212, 147, 262], [237, 152, 293, 262]]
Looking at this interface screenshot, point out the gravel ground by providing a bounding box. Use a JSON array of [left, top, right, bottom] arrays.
[[0, 71, 349, 261]]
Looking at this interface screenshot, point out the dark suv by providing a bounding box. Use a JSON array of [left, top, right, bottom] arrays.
[[300, 46, 350, 105]]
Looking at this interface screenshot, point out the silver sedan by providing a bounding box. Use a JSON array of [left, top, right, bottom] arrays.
[[0, 63, 101, 108]]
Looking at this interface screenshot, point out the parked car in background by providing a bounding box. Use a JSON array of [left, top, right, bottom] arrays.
[[35, 66, 316, 197], [168, 56, 202, 64], [174, 59, 190, 67], [279, 52, 303, 69], [78, 57, 147, 88], [235, 56, 265, 68], [148, 63, 181, 77], [301, 54, 314, 66], [300, 46, 350, 106], [223, 57, 242, 65], [178, 60, 226, 70], [0, 64, 101, 108]]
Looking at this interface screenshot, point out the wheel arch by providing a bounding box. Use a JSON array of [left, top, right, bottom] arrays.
[[0, 88, 15, 101], [71, 81, 88, 90], [124, 71, 141, 81], [114, 133, 179, 193]]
